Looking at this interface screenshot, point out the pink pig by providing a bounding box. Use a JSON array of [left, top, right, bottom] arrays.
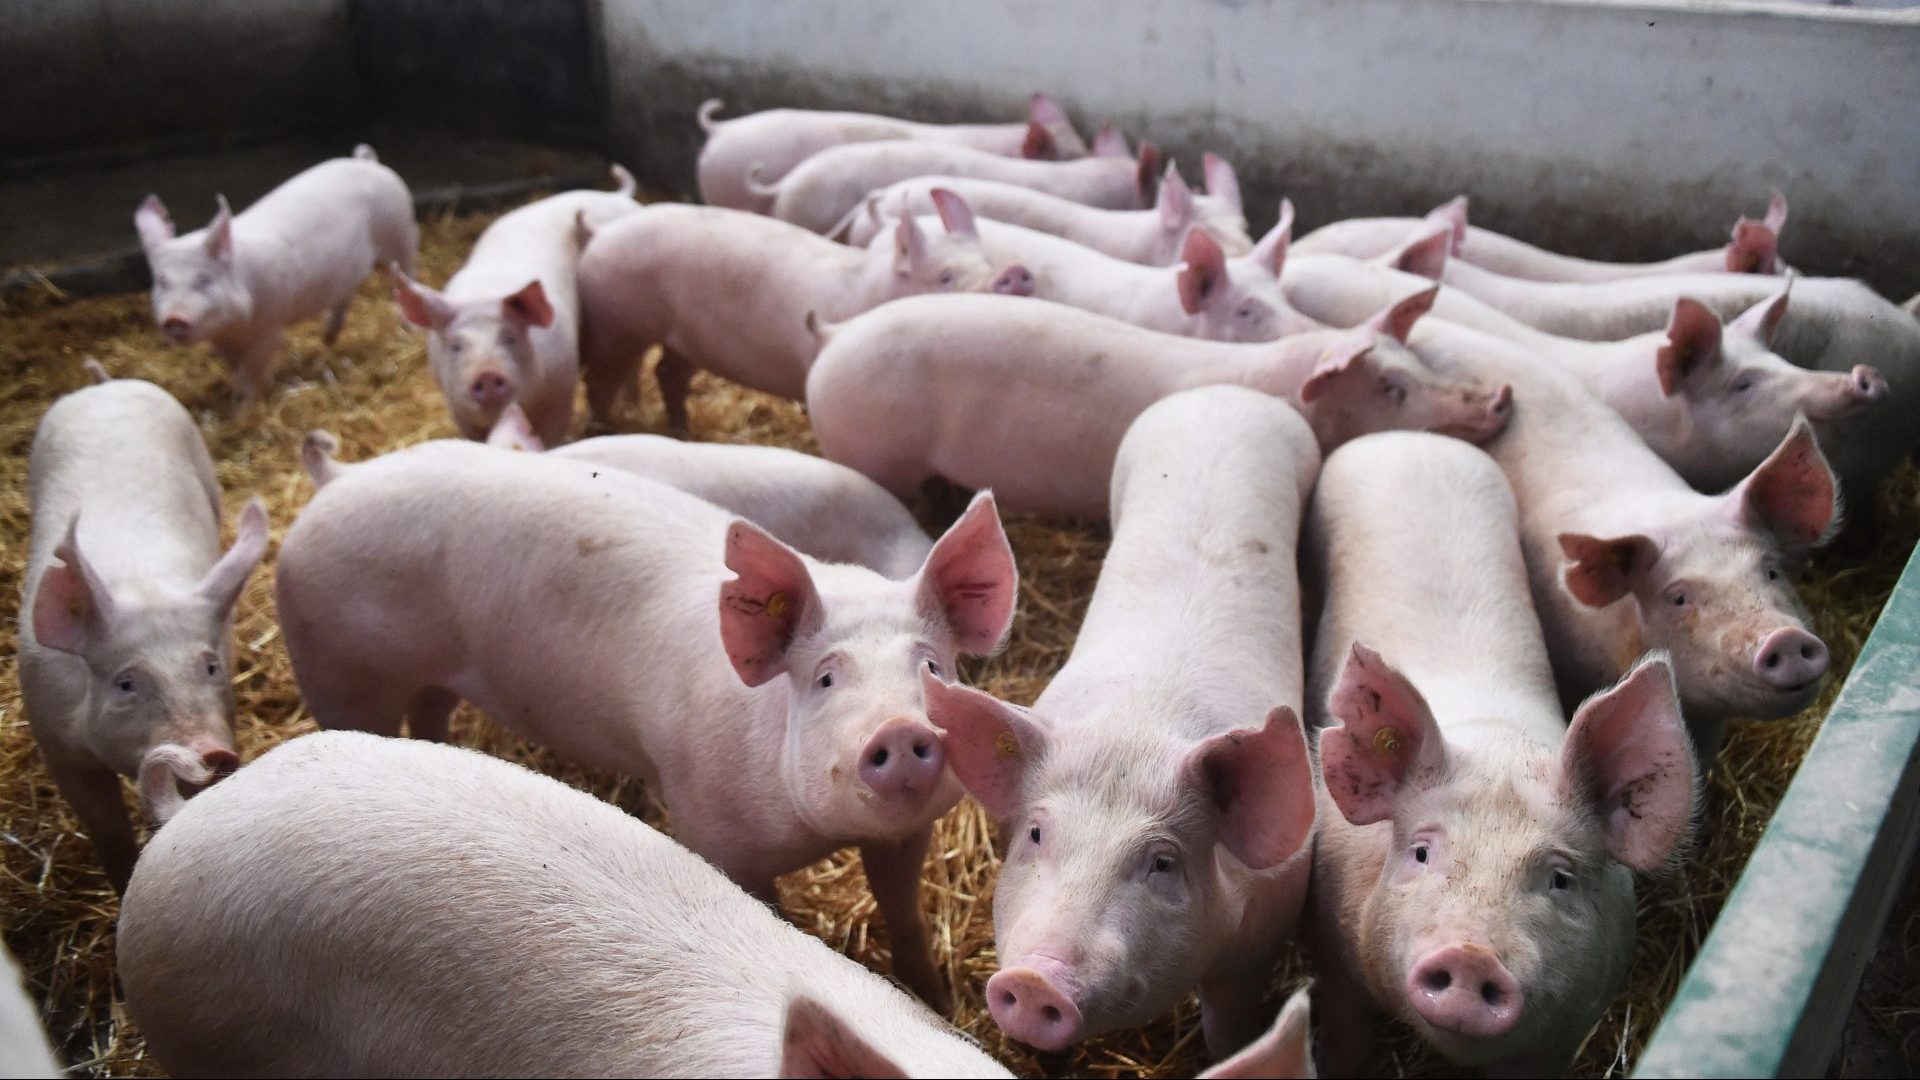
[[697, 93, 1089, 212], [19, 378, 269, 892], [577, 195, 1033, 431], [134, 145, 417, 397], [274, 442, 1020, 1010], [805, 290, 1510, 519], [1304, 431, 1697, 1075], [842, 154, 1253, 264], [924, 385, 1319, 1061]]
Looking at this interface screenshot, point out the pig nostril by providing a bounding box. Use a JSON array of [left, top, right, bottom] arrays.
[[1800, 644, 1817, 660], [1763, 652, 1780, 670], [1422, 968, 1453, 993], [1481, 981, 1505, 1007], [912, 740, 930, 759], [869, 747, 889, 768], [1041, 1005, 1062, 1024], [996, 990, 1017, 1009]]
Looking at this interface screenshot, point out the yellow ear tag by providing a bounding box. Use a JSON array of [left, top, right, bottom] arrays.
[[1373, 727, 1403, 756], [765, 591, 791, 621], [68, 597, 84, 618], [995, 730, 1020, 759]]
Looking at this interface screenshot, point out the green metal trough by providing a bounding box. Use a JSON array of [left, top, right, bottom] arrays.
[[1636, 542, 1920, 1077]]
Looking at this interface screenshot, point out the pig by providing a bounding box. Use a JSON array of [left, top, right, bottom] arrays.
[[389, 165, 644, 445], [922, 385, 1321, 1060], [1294, 192, 1788, 280], [274, 441, 1021, 1010], [697, 93, 1089, 212], [577, 195, 1034, 431], [840, 154, 1253, 263], [134, 144, 417, 398], [0, 945, 60, 1079], [752, 133, 1162, 235], [805, 291, 1511, 519], [867, 200, 1316, 341], [1303, 431, 1698, 1075], [1293, 233, 1887, 492], [18, 378, 270, 893], [117, 730, 1011, 1078]]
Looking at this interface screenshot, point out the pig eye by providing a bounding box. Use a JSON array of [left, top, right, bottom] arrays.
[[1670, 592, 1688, 608], [1028, 824, 1042, 845], [938, 271, 956, 287], [1150, 852, 1177, 875], [116, 676, 136, 695], [1731, 376, 1755, 393], [448, 342, 464, 356], [501, 333, 519, 347], [817, 672, 834, 689], [1379, 379, 1408, 406], [205, 659, 220, 677], [193, 273, 212, 290], [1766, 567, 1781, 583], [1550, 868, 1574, 891], [1236, 305, 1254, 320], [1412, 843, 1430, 864], [925, 659, 941, 677]]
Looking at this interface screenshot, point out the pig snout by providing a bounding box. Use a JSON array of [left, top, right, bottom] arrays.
[[1846, 365, 1888, 406], [991, 264, 1037, 297], [858, 718, 946, 800], [1406, 944, 1523, 1041], [161, 316, 194, 345], [1753, 627, 1828, 692], [987, 958, 1086, 1051], [1437, 382, 1513, 444], [469, 370, 515, 408]]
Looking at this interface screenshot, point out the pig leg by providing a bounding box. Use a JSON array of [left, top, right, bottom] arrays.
[[584, 354, 636, 427], [1310, 946, 1386, 1077], [1197, 954, 1281, 1058], [861, 827, 952, 1015], [407, 687, 459, 743], [55, 763, 140, 895], [229, 331, 282, 401], [654, 349, 696, 435], [321, 297, 352, 347]]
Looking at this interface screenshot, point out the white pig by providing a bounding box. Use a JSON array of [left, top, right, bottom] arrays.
[[134, 144, 417, 397], [753, 135, 1162, 235], [1293, 192, 1788, 280], [923, 385, 1320, 1061], [389, 164, 643, 446], [577, 195, 1034, 430], [274, 442, 1020, 1009], [697, 93, 1089, 212], [841, 154, 1253, 263], [18, 379, 269, 892], [1304, 432, 1697, 1075], [869, 200, 1316, 341], [0, 945, 60, 1079], [805, 291, 1511, 519]]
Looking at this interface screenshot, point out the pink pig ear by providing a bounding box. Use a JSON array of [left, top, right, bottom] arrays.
[[893, 212, 932, 272], [1183, 705, 1315, 870], [1656, 298, 1725, 396], [1561, 652, 1697, 872], [1299, 330, 1374, 404], [1319, 643, 1446, 827], [485, 402, 543, 452], [32, 515, 117, 656], [778, 996, 910, 1080], [1729, 414, 1838, 553], [1248, 199, 1295, 278], [928, 188, 978, 239], [502, 279, 555, 329], [1727, 277, 1791, 345], [1135, 142, 1164, 202], [1370, 285, 1439, 343], [1092, 123, 1130, 158], [391, 265, 456, 330], [1021, 120, 1058, 161], [1383, 224, 1451, 281], [1028, 92, 1070, 129], [1557, 532, 1659, 608], [1198, 986, 1313, 1080], [921, 670, 1048, 820], [1424, 195, 1469, 254], [196, 498, 270, 617], [1157, 163, 1195, 231], [1176, 228, 1228, 315], [1201, 152, 1244, 215], [718, 519, 823, 687], [204, 195, 235, 261], [915, 491, 1018, 655], [134, 194, 175, 249], [1725, 218, 1779, 275]]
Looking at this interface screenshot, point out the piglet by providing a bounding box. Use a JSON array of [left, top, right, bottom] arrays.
[[275, 442, 1020, 1010], [135, 144, 417, 397], [925, 385, 1319, 1060], [843, 154, 1252, 264], [19, 378, 269, 892], [578, 195, 1032, 431], [390, 164, 642, 445], [805, 291, 1510, 519], [1, 945, 60, 1079], [698, 93, 1089, 212], [1304, 431, 1697, 1075]]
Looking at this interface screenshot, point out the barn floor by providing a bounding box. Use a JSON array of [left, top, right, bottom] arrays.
[[1, 198, 1915, 1078]]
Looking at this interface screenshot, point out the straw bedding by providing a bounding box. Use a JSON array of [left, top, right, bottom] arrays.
[[1, 198, 1914, 1078]]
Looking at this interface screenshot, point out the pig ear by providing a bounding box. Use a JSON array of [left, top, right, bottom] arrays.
[[893, 213, 932, 273], [915, 491, 1018, 655], [1557, 532, 1659, 608], [1092, 123, 1130, 159], [32, 515, 117, 656], [1028, 91, 1070, 129], [204, 195, 234, 262], [1176, 229, 1228, 315], [922, 670, 1048, 820], [1725, 218, 1779, 276], [778, 995, 909, 1080], [1021, 121, 1058, 161], [1320, 643, 1446, 826], [1384, 225, 1452, 282], [1183, 706, 1315, 870], [1135, 142, 1164, 202], [486, 402, 543, 452], [134, 194, 176, 249], [1370, 285, 1439, 344], [1158, 163, 1195, 231], [1656, 298, 1725, 397], [1298, 331, 1373, 404], [1561, 652, 1697, 873], [502, 279, 556, 329], [928, 188, 979, 240], [1424, 195, 1470, 255], [196, 498, 270, 616], [1198, 986, 1314, 1080], [1728, 414, 1839, 553], [392, 266, 456, 330], [719, 519, 823, 687], [1248, 199, 1295, 278], [1201, 152, 1244, 216], [1727, 277, 1791, 345]]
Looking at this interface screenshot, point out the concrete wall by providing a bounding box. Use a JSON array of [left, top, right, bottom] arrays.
[[1, 0, 356, 163], [601, 0, 1920, 297]]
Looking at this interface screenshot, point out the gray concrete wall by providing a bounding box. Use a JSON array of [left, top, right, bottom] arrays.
[[2, 0, 357, 163], [601, 0, 1920, 297]]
